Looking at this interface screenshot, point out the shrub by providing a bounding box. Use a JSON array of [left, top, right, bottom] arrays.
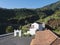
[[6, 26, 13, 33]]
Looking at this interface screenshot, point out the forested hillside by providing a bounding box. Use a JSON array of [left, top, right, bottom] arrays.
[[0, 1, 60, 35]]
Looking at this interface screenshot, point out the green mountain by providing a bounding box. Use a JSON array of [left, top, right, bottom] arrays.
[[0, 1, 60, 35], [41, 1, 60, 10]]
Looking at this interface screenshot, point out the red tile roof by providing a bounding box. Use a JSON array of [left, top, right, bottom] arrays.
[[52, 38, 60, 45], [30, 30, 58, 45]]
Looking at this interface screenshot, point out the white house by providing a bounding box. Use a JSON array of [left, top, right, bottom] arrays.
[[24, 22, 45, 35]]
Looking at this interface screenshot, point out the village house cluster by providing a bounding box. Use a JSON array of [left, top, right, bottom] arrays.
[[14, 22, 45, 37]]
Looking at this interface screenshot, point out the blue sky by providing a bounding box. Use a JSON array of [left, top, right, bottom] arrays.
[[0, 0, 59, 9]]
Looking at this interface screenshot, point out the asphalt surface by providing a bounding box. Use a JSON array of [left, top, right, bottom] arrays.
[[0, 35, 32, 45]]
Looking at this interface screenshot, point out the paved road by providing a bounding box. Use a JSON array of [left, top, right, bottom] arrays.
[[0, 34, 32, 45]]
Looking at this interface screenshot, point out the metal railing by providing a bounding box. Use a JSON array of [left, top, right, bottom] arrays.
[[0, 32, 13, 38]]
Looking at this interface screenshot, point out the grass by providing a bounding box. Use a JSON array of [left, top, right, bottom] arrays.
[[53, 29, 60, 35]]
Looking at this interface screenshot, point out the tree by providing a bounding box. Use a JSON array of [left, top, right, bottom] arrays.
[[6, 26, 13, 33]]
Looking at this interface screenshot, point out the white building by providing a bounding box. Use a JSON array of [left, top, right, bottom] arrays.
[[24, 22, 45, 35]]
